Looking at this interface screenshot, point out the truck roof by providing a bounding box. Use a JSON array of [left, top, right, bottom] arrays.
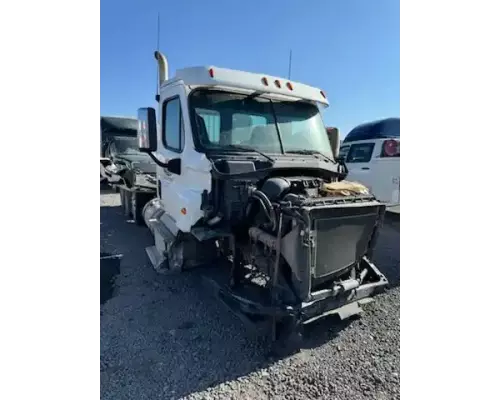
[[101, 116, 137, 135], [164, 66, 329, 106], [343, 118, 400, 143]]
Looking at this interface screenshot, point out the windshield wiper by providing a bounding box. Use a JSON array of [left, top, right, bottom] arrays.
[[224, 144, 275, 163], [287, 149, 336, 164], [287, 149, 349, 177]]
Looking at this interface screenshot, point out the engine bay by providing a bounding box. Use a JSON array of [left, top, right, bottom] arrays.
[[203, 158, 371, 229], [199, 157, 386, 309]]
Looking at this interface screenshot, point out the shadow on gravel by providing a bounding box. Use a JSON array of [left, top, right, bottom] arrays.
[[373, 220, 400, 288], [101, 273, 351, 393], [100, 201, 126, 306], [301, 315, 355, 350], [100, 253, 122, 305]]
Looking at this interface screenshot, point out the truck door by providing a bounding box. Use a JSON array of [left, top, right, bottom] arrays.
[[156, 85, 187, 229]]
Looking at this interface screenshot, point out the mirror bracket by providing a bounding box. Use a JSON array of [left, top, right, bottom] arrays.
[[147, 153, 181, 175], [166, 158, 181, 175]]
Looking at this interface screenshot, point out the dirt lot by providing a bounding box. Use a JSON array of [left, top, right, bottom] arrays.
[[100, 188, 400, 400]]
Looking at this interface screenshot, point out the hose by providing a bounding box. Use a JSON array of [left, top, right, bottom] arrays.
[[245, 196, 273, 227], [246, 189, 277, 232]]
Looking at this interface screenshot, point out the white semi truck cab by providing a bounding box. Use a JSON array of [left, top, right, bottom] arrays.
[[136, 51, 388, 353]]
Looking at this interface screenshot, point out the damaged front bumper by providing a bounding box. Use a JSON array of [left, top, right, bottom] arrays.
[[300, 257, 388, 324], [205, 256, 388, 328]]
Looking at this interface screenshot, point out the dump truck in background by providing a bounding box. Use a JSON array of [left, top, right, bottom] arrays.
[[100, 116, 158, 223], [100, 116, 138, 183]]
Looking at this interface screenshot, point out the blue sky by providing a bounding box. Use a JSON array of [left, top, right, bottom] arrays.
[[101, 0, 399, 138]]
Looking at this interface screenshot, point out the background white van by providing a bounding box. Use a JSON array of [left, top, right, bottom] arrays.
[[339, 118, 400, 206]]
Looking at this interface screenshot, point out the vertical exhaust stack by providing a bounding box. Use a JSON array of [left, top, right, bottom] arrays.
[[154, 51, 169, 86]]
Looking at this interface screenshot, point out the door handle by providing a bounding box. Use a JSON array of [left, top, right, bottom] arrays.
[[361, 167, 370, 170]]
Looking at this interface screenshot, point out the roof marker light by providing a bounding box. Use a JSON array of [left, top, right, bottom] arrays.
[[286, 82, 293, 90], [209, 68, 215, 78], [262, 77, 269, 86], [320, 90, 326, 98], [274, 80, 281, 88]]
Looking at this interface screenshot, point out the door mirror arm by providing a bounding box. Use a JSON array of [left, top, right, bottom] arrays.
[[147, 151, 170, 168], [147, 152, 182, 175]]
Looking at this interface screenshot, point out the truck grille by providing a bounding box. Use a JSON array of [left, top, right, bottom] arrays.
[[310, 204, 382, 279]]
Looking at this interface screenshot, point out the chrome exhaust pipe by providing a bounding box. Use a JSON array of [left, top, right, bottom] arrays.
[[154, 51, 169, 85]]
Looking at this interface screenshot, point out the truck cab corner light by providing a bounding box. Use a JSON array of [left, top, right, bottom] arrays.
[[274, 80, 281, 88], [320, 90, 326, 98], [209, 68, 215, 78], [286, 82, 293, 90], [181, 208, 187, 215], [262, 77, 269, 86]]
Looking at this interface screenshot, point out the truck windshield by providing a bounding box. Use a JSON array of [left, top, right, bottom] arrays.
[[189, 90, 333, 158]]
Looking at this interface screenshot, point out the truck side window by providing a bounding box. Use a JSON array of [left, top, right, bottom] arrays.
[[162, 97, 184, 152]]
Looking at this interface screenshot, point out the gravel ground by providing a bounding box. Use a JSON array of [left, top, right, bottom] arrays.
[[100, 188, 400, 400]]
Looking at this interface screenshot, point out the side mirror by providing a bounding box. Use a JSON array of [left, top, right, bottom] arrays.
[[137, 107, 157, 152], [166, 158, 181, 175], [326, 127, 340, 159]]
